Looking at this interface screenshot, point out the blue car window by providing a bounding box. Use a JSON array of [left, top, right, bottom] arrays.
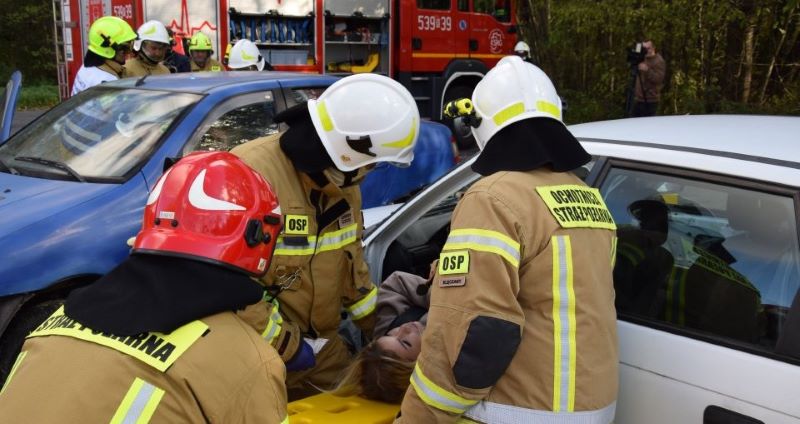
[[601, 167, 800, 354], [0, 88, 200, 180], [189, 91, 278, 154]]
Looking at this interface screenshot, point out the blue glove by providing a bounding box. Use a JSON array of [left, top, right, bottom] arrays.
[[285, 340, 316, 372]]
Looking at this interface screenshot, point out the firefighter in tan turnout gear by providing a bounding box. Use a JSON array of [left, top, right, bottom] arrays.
[[189, 32, 223, 72], [397, 55, 619, 423], [125, 20, 171, 77], [232, 73, 419, 397], [0, 152, 289, 423]]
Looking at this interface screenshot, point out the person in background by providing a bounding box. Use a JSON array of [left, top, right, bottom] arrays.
[[397, 55, 618, 423], [632, 39, 666, 117], [188, 32, 223, 72], [163, 28, 191, 73], [71, 16, 136, 95], [0, 152, 288, 423], [227, 39, 274, 71], [125, 20, 171, 77], [514, 40, 534, 64], [231, 73, 419, 400]]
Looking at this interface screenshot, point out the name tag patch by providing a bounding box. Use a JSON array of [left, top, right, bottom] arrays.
[[440, 276, 466, 288], [338, 210, 354, 229], [536, 185, 617, 230], [438, 250, 470, 275], [285, 215, 310, 235]]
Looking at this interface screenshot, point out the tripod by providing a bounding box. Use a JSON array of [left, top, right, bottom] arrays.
[[624, 64, 639, 118]]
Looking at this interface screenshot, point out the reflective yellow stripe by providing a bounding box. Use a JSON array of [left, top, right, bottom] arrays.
[[346, 286, 378, 320], [261, 300, 283, 343], [552, 235, 576, 412], [382, 118, 417, 148], [492, 102, 524, 126], [274, 224, 358, 256], [0, 350, 27, 394], [536, 100, 562, 120], [317, 101, 334, 131], [410, 363, 477, 414], [618, 242, 645, 266], [443, 228, 520, 268], [110, 378, 164, 424], [666, 267, 688, 326], [28, 306, 207, 372], [280, 416, 289, 424], [610, 236, 618, 268]]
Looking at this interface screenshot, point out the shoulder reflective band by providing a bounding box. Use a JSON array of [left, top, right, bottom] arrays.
[[346, 285, 378, 321], [110, 377, 165, 424], [28, 306, 208, 372], [274, 224, 357, 256], [536, 185, 617, 230], [0, 350, 27, 395], [438, 250, 470, 275], [552, 235, 576, 413], [443, 228, 520, 268], [285, 215, 310, 235], [262, 300, 283, 343], [410, 363, 477, 414]]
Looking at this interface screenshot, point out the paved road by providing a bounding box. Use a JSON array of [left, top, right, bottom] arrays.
[[10, 108, 48, 136]]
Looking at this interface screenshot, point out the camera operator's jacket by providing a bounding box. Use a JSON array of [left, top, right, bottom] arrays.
[[0, 308, 288, 423], [232, 134, 377, 365], [396, 169, 619, 424]]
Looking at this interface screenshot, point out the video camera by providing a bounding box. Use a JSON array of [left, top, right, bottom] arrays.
[[626, 42, 648, 66]]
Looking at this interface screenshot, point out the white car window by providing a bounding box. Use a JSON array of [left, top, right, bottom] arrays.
[[601, 167, 800, 353]]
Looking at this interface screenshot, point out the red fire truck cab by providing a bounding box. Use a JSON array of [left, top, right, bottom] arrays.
[[56, 0, 517, 124]]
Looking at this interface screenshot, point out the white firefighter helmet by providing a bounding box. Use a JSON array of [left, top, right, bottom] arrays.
[[228, 39, 265, 71], [133, 20, 170, 51], [470, 55, 563, 150], [307, 73, 419, 172], [514, 41, 530, 56]]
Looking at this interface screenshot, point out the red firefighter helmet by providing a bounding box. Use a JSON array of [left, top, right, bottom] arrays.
[[134, 151, 281, 276]]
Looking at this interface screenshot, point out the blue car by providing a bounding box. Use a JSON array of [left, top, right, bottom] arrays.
[[0, 71, 454, 376]]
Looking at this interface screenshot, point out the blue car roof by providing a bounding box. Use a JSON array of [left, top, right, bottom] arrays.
[[106, 71, 339, 94]]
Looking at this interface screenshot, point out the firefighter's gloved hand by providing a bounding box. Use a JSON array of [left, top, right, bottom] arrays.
[[285, 340, 316, 372]]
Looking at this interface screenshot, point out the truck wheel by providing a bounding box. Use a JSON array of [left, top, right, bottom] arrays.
[[443, 85, 477, 152], [0, 298, 63, 386]]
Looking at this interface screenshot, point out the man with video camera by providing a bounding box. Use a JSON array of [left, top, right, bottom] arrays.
[[627, 40, 666, 117]]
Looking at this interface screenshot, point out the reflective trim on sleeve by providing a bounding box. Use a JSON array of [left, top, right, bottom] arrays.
[[610, 236, 618, 268], [0, 350, 27, 394], [261, 300, 283, 343], [110, 377, 165, 424], [465, 400, 617, 424], [552, 235, 576, 413], [443, 228, 520, 268], [346, 285, 378, 321], [410, 363, 478, 414], [274, 224, 358, 257]]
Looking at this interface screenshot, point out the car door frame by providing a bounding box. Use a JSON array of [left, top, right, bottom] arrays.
[[591, 156, 800, 424], [0, 71, 22, 145]]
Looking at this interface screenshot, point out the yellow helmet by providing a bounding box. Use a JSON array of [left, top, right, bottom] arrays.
[[88, 16, 137, 59], [188, 32, 213, 52]]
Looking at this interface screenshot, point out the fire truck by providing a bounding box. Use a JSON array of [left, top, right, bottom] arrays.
[[54, 0, 517, 124]]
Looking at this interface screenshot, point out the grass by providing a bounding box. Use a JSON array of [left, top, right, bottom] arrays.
[[17, 85, 59, 110]]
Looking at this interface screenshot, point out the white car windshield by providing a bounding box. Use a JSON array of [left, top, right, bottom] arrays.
[[0, 87, 200, 181]]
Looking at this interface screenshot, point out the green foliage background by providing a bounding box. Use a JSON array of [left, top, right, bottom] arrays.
[[0, 0, 798, 120], [518, 0, 800, 123]]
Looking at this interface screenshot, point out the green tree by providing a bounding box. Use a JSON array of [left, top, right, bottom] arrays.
[[0, 0, 56, 84]]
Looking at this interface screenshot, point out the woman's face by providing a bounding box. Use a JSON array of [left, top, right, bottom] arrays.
[[376, 321, 424, 361]]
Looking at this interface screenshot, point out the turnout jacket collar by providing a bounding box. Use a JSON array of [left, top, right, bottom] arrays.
[[99, 60, 125, 78], [64, 254, 264, 335]]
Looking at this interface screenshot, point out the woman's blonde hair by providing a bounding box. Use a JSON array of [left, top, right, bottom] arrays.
[[333, 341, 414, 403]]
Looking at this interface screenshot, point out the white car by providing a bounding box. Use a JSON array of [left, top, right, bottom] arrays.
[[363, 115, 800, 424]]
